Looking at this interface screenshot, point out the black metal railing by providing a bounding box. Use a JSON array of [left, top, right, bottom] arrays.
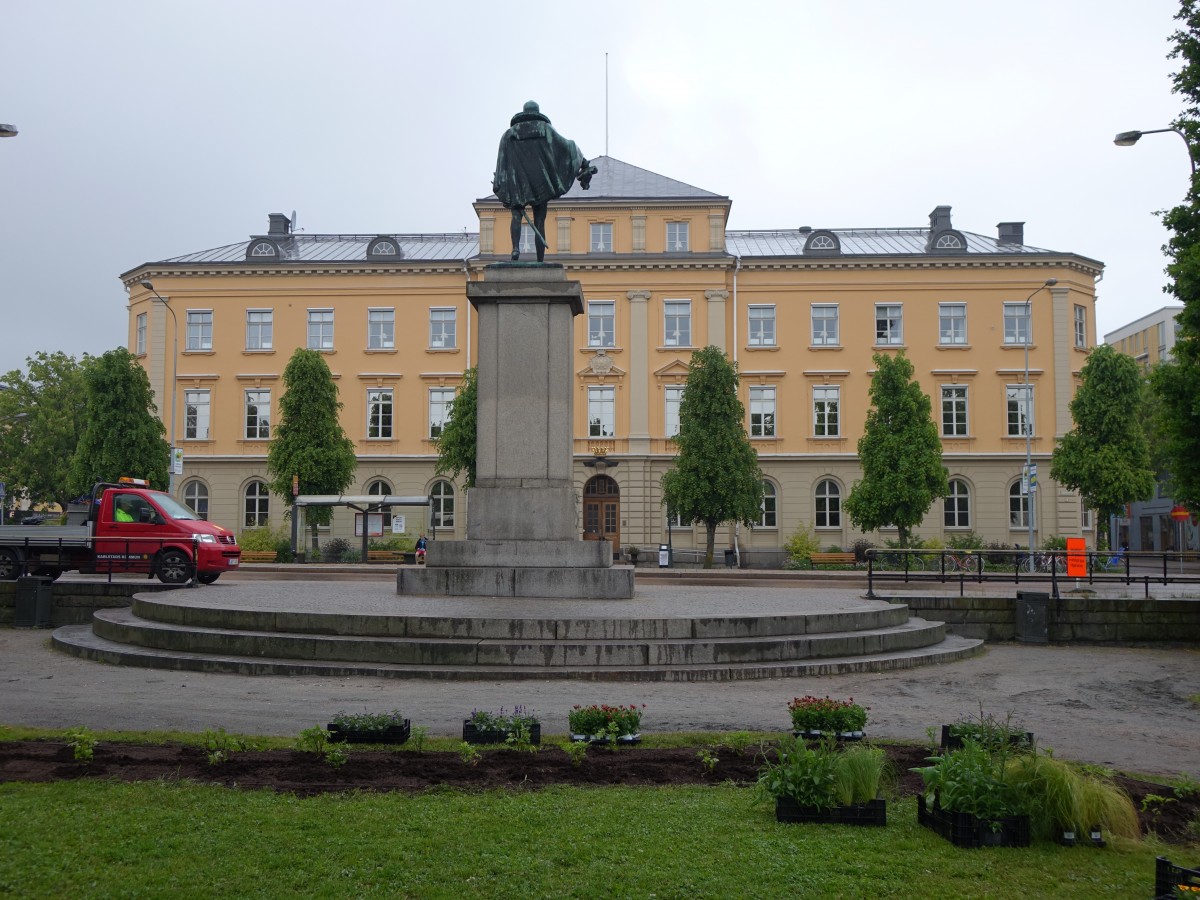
[[0, 535, 202, 585]]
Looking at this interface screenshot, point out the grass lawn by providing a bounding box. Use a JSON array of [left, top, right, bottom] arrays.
[[0, 779, 1169, 898]]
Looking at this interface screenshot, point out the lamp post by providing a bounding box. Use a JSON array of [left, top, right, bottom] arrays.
[[139, 280, 178, 493], [1023, 278, 1058, 571], [1113, 128, 1197, 176]]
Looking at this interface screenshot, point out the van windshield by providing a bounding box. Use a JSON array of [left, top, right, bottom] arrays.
[[149, 493, 200, 521]]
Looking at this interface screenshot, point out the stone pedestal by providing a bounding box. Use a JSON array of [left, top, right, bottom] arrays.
[[398, 264, 634, 599]]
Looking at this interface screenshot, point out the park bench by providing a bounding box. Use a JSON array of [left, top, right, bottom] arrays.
[[240, 550, 278, 563], [809, 552, 856, 567], [366, 549, 408, 564]]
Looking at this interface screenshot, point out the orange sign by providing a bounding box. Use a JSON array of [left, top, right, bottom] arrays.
[[1066, 538, 1087, 577]]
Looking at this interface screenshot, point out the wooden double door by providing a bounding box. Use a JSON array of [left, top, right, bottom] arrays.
[[582, 475, 619, 557]]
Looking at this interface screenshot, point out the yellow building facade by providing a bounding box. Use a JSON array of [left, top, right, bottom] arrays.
[[121, 158, 1103, 562]]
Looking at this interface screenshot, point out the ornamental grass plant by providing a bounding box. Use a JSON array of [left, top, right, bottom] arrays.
[[756, 736, 886, 810]]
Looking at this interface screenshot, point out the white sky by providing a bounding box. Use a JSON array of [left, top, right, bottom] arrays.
[[0, 0, 1188, 376]]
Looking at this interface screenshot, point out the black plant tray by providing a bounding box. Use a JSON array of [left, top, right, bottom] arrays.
[[940, 725, 1034, 752], [775, 797, 886, 826], [793, 729, 866, 742], [1156, 855, 1200, 899], [327, 721, 410, 745], [462, 720, 541, 745], [569, 732, 641, 745], [917, 794, 1030, 848]]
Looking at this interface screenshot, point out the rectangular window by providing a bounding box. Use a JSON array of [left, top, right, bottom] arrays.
[[367, 388, 393, 439], [246, 310, 273, 350], [749, 386, 776, 437], [939, 303, 967, 345], [1074, 305, 1087, 349], [1004, 302, 1030, 345], [941, 385, 969, 437], [184, 390, 210, 440], [664, 386, 684, 438], [429, 308, 455, 349], [590, 222, 613, 252], [588, 385, 615, 438], [666, 221, 690, 251], [748, 305, 776, 347], [519, 224, 536, 254], [664, 300, 691, 346], [428, 388, 455, 439], [135, 313, 147, 355], [186, 311, 213, 351], [875, 304, 903, 345], [244, 390, 270, 440], [1006, 384, 1034, 437], [368, 309, 395, 350], [588, 301, 615, 348], [1081, 499, 1093, 530], [307, 310, 334, 350], [814, 385, 840, 437], [811, 304, 839, 346]]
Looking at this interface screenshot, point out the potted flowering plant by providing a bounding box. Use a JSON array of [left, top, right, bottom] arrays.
[[463, 706, 541, 745], [327, 709, 410, 744], [756, 735, 887, 825], [787, 696, 867, 739], [568, 703, 645, 743]]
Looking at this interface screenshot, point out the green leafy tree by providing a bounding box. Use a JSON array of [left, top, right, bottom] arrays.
[[1051, 345, 1156, 533], [844, 351, 947, 547], [68, 348, 169, 495], [661, 346, 763, 568], [433, 367, 477, 489], [1154, 1, 1200, 511], [0, 352, 92, 518], [266, 349, 357, 540]]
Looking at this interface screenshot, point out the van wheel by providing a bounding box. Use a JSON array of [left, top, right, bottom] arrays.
[[0, 549, 21, 581], [155, 549, 191, 585], [197, 572, 220, 585]]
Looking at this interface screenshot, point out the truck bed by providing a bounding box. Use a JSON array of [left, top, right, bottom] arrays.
[[0, 525, 92, 546]]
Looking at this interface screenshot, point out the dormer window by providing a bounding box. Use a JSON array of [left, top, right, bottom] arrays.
[[927, 228, 968, 254], [247, 239, 279, 260], [590, 222, 613, 253], [367, 236, 403, 260], [935, 233, 963, 249], [666, 221, 690, 252], [803, 230, 841, 256]]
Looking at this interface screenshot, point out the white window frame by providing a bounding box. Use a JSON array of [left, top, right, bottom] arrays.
[[367, 388, 393, 439], [135, 312, 147, 355], [1004, 302, 1031, 345], [811, 304, 839, 346], [244, 389, 270, 440], [588, 385, 615, 438], [590, 222, 613, 253], [875, 304, 903, 345], [1009, 481, 1031, 530], [183, 480, 209, 521], [519, 224, 536, 254], [749, 386, 776, 438], [1081, 499, 1093, 530], [428, 388, 455, 439], [184, 389, 210, 441], [815, 479, 841, 528], [939, 303, 967, 345], [944, 479, 970, 528], [1006, 384, 1034, 437], [813, 385, 840, 437], [664, 300, 691, 347], [759, 480, 778, 528], [1074, 305, 1087, 349], [588, 301, 615, 348], [666, 221, 690, 252], [244, 480, 270, 528], [664, 385, 684, 439], [368, 308, 395, 350], [246, 309, 273, 351], [431, 480, 455, 528], [429, 308, 456, 349], [186, 310, 213, 351], [748, 305, 776, 347], [307, 309, 334, 351], [941, 385, 968, 437]]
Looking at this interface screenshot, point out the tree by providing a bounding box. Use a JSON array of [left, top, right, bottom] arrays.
[[661, 346, 763, 568], [68, 348, 169, 495], [265, 349, 357, 539], [1154, 0, 1200, 512], [844, 351, 947, 547], [433, 367, 477, 489], [1051, 345, 1156, 534]]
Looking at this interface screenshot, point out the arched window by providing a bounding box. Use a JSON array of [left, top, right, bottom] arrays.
[[1009, 481, 1030, 529], [815, 479, 841, 528], [944, 479, 970, 528], [244, 480, 270, 528], [431, 480, 455, 528], [182, 480, 209, 521], [759, 481, 777, 528], [367, 479, 392, 497]]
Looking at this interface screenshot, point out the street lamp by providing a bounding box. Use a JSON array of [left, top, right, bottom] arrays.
[[1113, 128, 1196, 176], [1023, 278, 1058, 571], [0, 124, 17, 138], [139, 280, 178, 493]]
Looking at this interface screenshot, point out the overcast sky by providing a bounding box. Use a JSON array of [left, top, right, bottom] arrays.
[[0, 0, 1188, 376]]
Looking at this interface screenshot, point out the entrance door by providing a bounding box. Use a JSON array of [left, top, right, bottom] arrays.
[[583, 475, 620, 557]]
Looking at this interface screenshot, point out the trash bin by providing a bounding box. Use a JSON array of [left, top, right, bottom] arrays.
[[658, 544, 670, 568], [724, 548, 736, 568], [1015, 591, 1049, 643], [14, 575, 53, 628]]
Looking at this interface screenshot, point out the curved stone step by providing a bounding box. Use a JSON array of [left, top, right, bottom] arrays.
[[52, 624, 984, 681]]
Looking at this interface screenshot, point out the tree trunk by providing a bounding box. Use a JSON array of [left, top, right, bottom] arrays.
[[898, 525, 909, 548], [704, 522, 716, 569]]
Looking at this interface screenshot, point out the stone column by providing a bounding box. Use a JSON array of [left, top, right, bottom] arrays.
[[706, 289, 728, 351], [627, 289, 652, 452]]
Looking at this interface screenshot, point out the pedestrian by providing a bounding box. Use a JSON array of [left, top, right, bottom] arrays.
[[415, 533, 428, 565]]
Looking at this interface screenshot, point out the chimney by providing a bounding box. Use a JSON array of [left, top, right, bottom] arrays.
[[268, 213, 292, 236], [928, 206, 953, 232], [997, 222, 1025, 246]]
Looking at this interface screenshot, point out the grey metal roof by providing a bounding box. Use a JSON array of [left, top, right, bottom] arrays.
[[727, 228, 1054, 258], [478, 156, 727, 203], [162, 233, 479, 265]]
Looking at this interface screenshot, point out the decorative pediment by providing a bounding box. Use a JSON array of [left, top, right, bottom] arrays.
[[652, 359, 690, 382], [578, 350, 626, 381]]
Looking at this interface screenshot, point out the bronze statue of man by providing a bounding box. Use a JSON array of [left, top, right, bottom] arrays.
[[492, 101, 595, 262]]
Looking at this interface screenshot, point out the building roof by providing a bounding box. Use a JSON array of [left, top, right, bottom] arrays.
[[159, 232, 480, 266], [728, 227, 1053, 258], [478, 156, 727, 203]]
